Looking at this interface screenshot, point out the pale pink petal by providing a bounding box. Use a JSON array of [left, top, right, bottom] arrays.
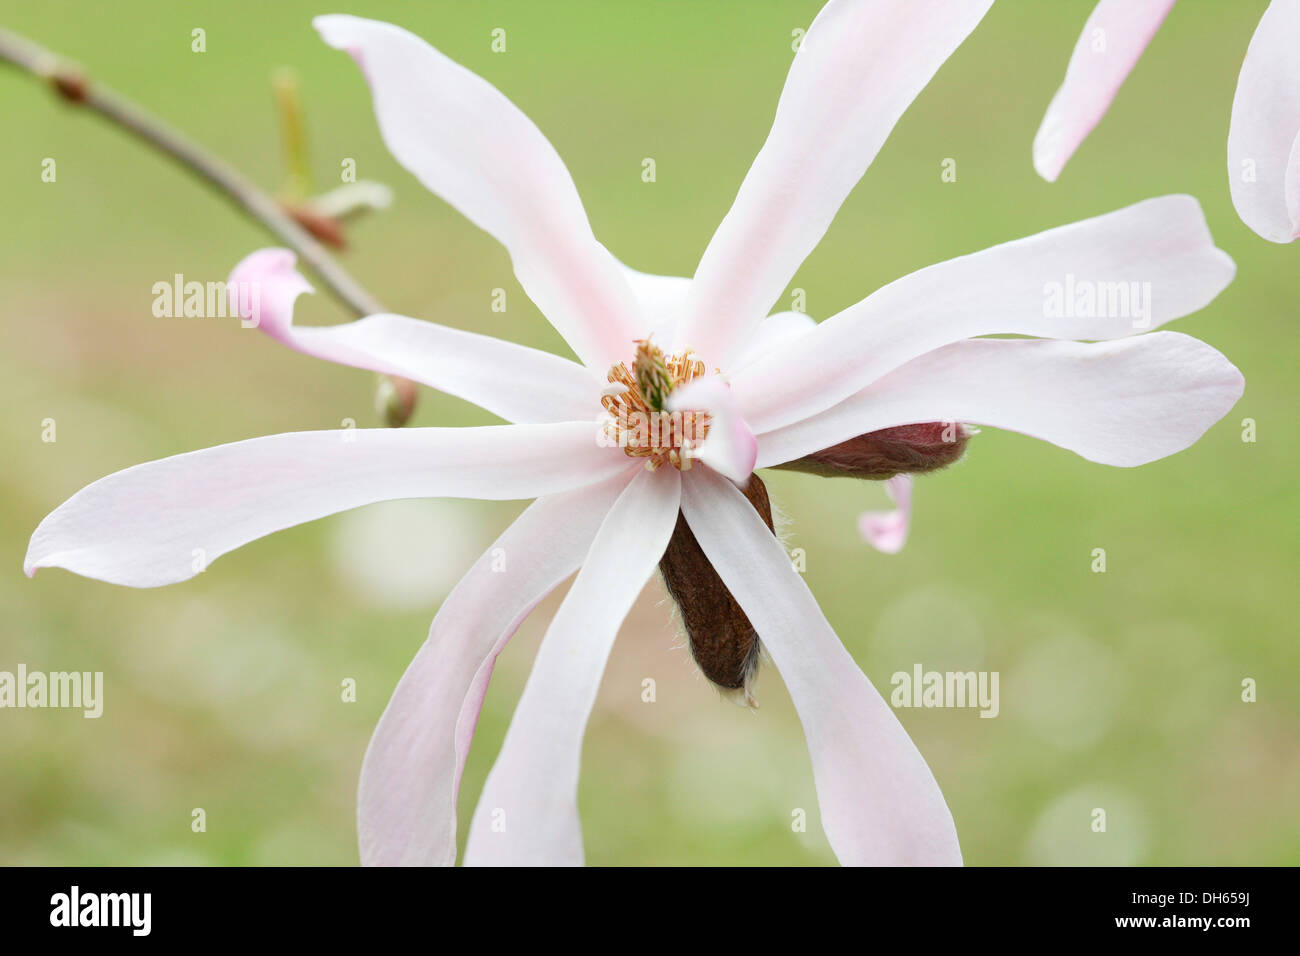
[[679, 468, 960, 866], [612, 260, 817, 366], [463, 467, 682, 866], [733, 195, 1234, 435], [314, 15, 644, 368], [733, 310, 817, 370], [358, 470, 636, 866], [1228, 0, 1300, 243], [227, 248, 313, 336], [1033, 0, 1176, 182], [757, 332, 1243, 469], [26, 422, 625, 588], [859, 475, 912, 554], [674, 0, 994, 367], [665, 376, 758, 485], [614, 260, 692, 344], [230, 249, 602, 423]]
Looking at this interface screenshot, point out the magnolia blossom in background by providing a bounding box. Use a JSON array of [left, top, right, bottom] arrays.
[[26, 2, 1245, 867], [1033, 0, 1300, 243]]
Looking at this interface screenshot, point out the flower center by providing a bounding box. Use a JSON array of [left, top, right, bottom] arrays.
[[602, 339, 711, 471]]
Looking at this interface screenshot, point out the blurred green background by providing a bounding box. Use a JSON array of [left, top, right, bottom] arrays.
[[1, 0, 1296, 866]]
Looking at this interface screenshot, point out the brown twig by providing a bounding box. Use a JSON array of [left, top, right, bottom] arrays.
[[0, 26, 417, 425]]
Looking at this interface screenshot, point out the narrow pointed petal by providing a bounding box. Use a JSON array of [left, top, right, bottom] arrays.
[[860, 475, 912, 554], [463, 467, 681, 866], [757, 332, 1243, 469], [665, 377, 758, 485], [358, 470, 635, 866], [679, 468, 960, 866], [674, 0, 993, 366], [1228, 0, 1300, 243], [733, 195, 1235, 435], [1033, 0, 1176, 182], [230, 249, 602, 423], [26, 422, 624, 588], [314, 15, 644, 368]]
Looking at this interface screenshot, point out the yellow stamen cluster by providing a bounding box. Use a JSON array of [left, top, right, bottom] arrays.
[[602, 339, 711, 471]]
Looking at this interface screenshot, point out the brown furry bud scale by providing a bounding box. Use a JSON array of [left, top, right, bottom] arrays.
[[659, 474, 774, 706]]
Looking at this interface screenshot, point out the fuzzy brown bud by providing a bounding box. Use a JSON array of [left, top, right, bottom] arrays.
[[375, 374, 418, 428], [775, 421, 971, 481], [51, 71, 89, 103], [659, 473, 774, 706]]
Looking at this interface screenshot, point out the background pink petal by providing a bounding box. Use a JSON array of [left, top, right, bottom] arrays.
[[859, 475, 913, 554], [1033, 0, 1177, 182]]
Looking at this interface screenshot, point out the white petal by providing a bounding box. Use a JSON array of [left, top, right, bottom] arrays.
[[1228, 0, 1300, 243], [733, 310, 818, 371], [860, 475, 912, 554], [26, 422, 624, 588], [357, 470, 636, 866], [734, 195, 1235, 435], [611, 260, 818, 368], [614, 260, 692, 344], [1033, 0, 1176, 182], [230, 249, 602, 423], [665, 377, 758, 485], [463, 467, 682, 866], [679, 468, 961, 865], [314, 15, 644, 368], [674, 0, 994, 366], [757, 332, 1243, 469]]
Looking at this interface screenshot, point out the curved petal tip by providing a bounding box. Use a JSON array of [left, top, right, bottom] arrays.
[[859, 475, 912, 554], [227, 248, 313, 336], [665, 377, 758, 485]]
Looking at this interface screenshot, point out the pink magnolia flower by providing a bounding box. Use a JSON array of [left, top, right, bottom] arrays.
[[1033, 0, 1300, 243], [26, 4, 1244, 866]]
